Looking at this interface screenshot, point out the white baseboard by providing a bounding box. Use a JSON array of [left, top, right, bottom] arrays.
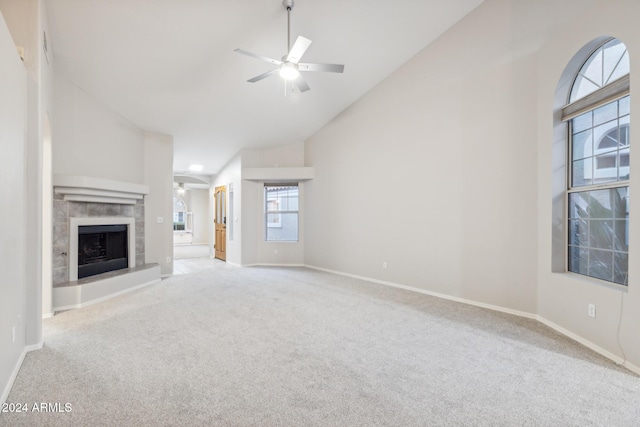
[[244, 263, 305, 268], [42, 312, 54, 319], [1, 342, 44, 404], [305, 264, 537, 319], [1, 348, 27, 404], [536, 317, 640, 375], [304, 264, 639, 375], [25, 342, 43, 352]]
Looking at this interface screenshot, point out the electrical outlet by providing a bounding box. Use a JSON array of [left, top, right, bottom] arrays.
[[166, 256, 171, 263], [588, 303, 596, 318], [382, 261, 388, 269]]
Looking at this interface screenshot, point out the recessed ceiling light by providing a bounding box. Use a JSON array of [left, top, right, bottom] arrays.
[[188, 164, 203, 172]]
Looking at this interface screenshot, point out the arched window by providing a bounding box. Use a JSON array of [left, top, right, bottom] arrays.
[[563, 38, 630, 286], [173, 194, 192, 232]]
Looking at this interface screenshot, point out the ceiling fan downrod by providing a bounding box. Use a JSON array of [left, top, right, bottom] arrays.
[[283, 0, 294, 53]]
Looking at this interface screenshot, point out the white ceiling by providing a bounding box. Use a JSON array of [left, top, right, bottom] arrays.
[[46, 0, 483, 177]]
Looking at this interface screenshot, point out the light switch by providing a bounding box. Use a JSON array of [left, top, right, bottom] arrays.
[[156, 217, 164, 223]]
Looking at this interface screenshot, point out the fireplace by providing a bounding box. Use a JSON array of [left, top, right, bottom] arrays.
[[69, 217, 136, 282], [78, 224, 128, 279]]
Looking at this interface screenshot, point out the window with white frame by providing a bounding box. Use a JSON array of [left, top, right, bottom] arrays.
[[265, 184, 298, 241], [563, 38, 630, 286], [173, 194, 193, 232]]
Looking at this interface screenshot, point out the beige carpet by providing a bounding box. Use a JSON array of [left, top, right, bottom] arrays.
[[1, 263, 639, 426]]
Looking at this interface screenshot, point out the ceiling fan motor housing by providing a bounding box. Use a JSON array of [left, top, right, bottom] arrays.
[[283, 0, 294, 11]]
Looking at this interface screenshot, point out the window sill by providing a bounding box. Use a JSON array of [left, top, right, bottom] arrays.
[[561, 271, 629, 292]]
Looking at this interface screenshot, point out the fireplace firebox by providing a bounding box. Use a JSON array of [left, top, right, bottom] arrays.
[[78, 224, 128, 279]]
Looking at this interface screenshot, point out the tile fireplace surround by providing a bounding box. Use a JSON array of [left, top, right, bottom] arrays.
[[52, 196, 145, 286], [52, 175, 152, 287]]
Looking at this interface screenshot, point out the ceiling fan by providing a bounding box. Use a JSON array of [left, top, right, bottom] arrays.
[[234, 0, 344, 93]]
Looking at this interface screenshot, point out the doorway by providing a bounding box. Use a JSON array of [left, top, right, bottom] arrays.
[[214, 186, 226, 261]]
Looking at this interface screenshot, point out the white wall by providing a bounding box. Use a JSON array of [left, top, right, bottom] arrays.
[[536, 0, 640, 371], [52, 67, 174, 279], [304, 0, 640, 371], [39, 0, 54, 321], [53, 73, 145, 184], [0, 6, 28, 403], [305, 2, 540, 313], [144, 132, 174, 276], [241, 144, 305, 266], [242, 143, 305, 168]]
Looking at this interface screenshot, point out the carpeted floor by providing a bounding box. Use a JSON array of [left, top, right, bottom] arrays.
[[2, 262, 639, 426]]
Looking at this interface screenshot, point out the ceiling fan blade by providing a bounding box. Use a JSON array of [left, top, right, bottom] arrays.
[[298, 63, 345, 73], [286, 36, 312, 64], [295, 76, 311, 93], [247, 68, 279, 83], [234, 48, 282, 66]]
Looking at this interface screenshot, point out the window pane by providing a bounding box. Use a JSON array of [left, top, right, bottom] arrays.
[[568, 192, 589, 219], [619, 96, 630, 116], [613, 252, 629, 285], [588, 189, 614, 218], [572, 158, 593, 187], [568, 188, 628, 285], [595, 153, 616, 170], [289, 194, 299, 210], [619, 149, 630, 180], [602, 40, 626, 84], [265, 185, 299, 241], [570, 40, 628, 103], [221, 192, 226, 223], [608, 51, 629, 83], [569, 246, 588, 275], [589, 220, 613, 249], [572, 111, 592, 133], [572, 129, 592, 160], [619, 115, 630, 146], [612, 187, 629, 219], [619, 150, 630, 167], [588, 249, 613, 282], [266, 213, 298, 241], [582, 49, 603, 87], [613, 220, 629, 251], [568, 219, 588, 246], [594, 102, 618, 126], [594, 120, 618, 150]]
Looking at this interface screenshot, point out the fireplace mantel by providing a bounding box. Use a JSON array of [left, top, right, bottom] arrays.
[[54, 175, 149, 204]]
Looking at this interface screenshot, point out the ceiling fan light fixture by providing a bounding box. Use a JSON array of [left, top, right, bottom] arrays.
[[234, 0, 343, 93], [279, 62, 300, 80]]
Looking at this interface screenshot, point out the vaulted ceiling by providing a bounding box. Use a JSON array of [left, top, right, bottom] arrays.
[[46, 0, 484, 176]]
